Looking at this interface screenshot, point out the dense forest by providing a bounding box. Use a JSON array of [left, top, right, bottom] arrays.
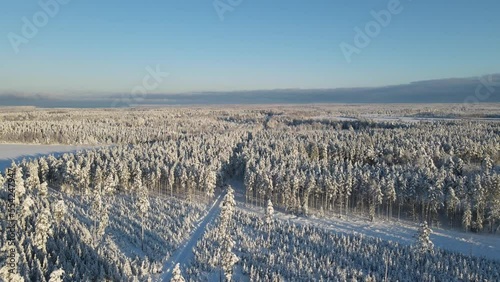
[[0, 105, 498, 281]]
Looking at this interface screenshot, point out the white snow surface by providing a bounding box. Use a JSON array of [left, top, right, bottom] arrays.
[[154, 192, 225, 282], [0, 143, 96, 172]]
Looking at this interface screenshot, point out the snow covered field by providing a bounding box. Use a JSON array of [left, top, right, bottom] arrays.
[[0, 143, 96, 171]]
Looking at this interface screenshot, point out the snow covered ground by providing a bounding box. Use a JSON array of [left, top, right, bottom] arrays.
[[229, 180, 500, 262], [0, 143, 97, 172]]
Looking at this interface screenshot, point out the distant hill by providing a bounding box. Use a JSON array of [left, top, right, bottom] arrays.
[[1, 74, 498, 107]]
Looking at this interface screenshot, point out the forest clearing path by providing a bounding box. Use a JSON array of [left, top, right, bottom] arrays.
[[155, 191, 225, 281]]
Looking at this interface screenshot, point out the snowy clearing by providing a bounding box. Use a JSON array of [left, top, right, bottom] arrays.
[[0, 143, 97, 171]]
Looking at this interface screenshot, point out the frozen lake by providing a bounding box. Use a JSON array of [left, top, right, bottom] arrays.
[[0, 143, 95, 172]]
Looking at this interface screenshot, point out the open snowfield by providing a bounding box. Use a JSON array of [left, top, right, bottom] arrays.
[[0, 143, 96, 172]]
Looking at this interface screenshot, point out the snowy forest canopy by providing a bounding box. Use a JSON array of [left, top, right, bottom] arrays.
[[0, 104, 499, 281]]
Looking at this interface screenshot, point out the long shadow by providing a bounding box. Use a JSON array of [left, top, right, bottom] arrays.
[[46, 222, 128, 281]]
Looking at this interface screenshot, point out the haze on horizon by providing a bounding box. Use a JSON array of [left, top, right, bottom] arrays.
[[1, 0, 499, 105]]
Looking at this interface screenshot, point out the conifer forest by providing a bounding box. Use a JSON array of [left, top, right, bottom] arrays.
[[0, 104, 499, 281]]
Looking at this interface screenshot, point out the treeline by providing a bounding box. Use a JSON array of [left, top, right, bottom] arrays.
[[10, 132, 247, 201], [0, 108, 261, 145], [241, 121, 500, 232]]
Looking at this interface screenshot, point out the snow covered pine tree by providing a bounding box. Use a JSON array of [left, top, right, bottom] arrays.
[[415, 221, 434, 254], [170, 263, 185, 282]]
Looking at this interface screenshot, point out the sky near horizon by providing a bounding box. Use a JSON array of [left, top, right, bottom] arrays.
[[0, 0, 499, 95]]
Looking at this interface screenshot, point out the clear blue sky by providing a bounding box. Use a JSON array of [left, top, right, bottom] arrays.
[[1, 0, 499, 95]]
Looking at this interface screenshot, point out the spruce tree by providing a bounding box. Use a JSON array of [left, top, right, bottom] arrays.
[[170, 263, 185, 282], [414, 221, 434, 254]]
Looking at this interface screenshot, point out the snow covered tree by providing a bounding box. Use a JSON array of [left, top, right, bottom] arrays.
[[52, 199, 67, 224], [96, 206, 109, 242], [482, 156, 493, 173], [25, 162, 40, 190], [463, 204, 472, 232], [471, 175, 486, 232], [384, 178, 396, 219], [167, 164, 176, 197], [265, 199, 274, 227], [446, 187, 459, 227], [0, 265, 24, 282], [91, 184, 102, 218], [48, 269, 64, 282], [244, 166, 255, 204], [132, 165, 143, 192], [414, 221, 434, 254], [170, 263, 185, 282], [90, 183, 110, 246], [34, 208, 52, 253], [220, 235, 238, 282], [38, 157, 49, 183], [0, 173, 4, 189], [220, 186, 236, 227], [103, 173, 117, 196], [14, 165, 26, 203], [20, 195, 35, 229], [302, 174, 315, 216], [204, 169, 217, 199], [136, 185, 150, 251], [486, 175, 500, 233], [217, 186, 239, 281], [38, 181, 48, 198], [265, 199, 274, 241]]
